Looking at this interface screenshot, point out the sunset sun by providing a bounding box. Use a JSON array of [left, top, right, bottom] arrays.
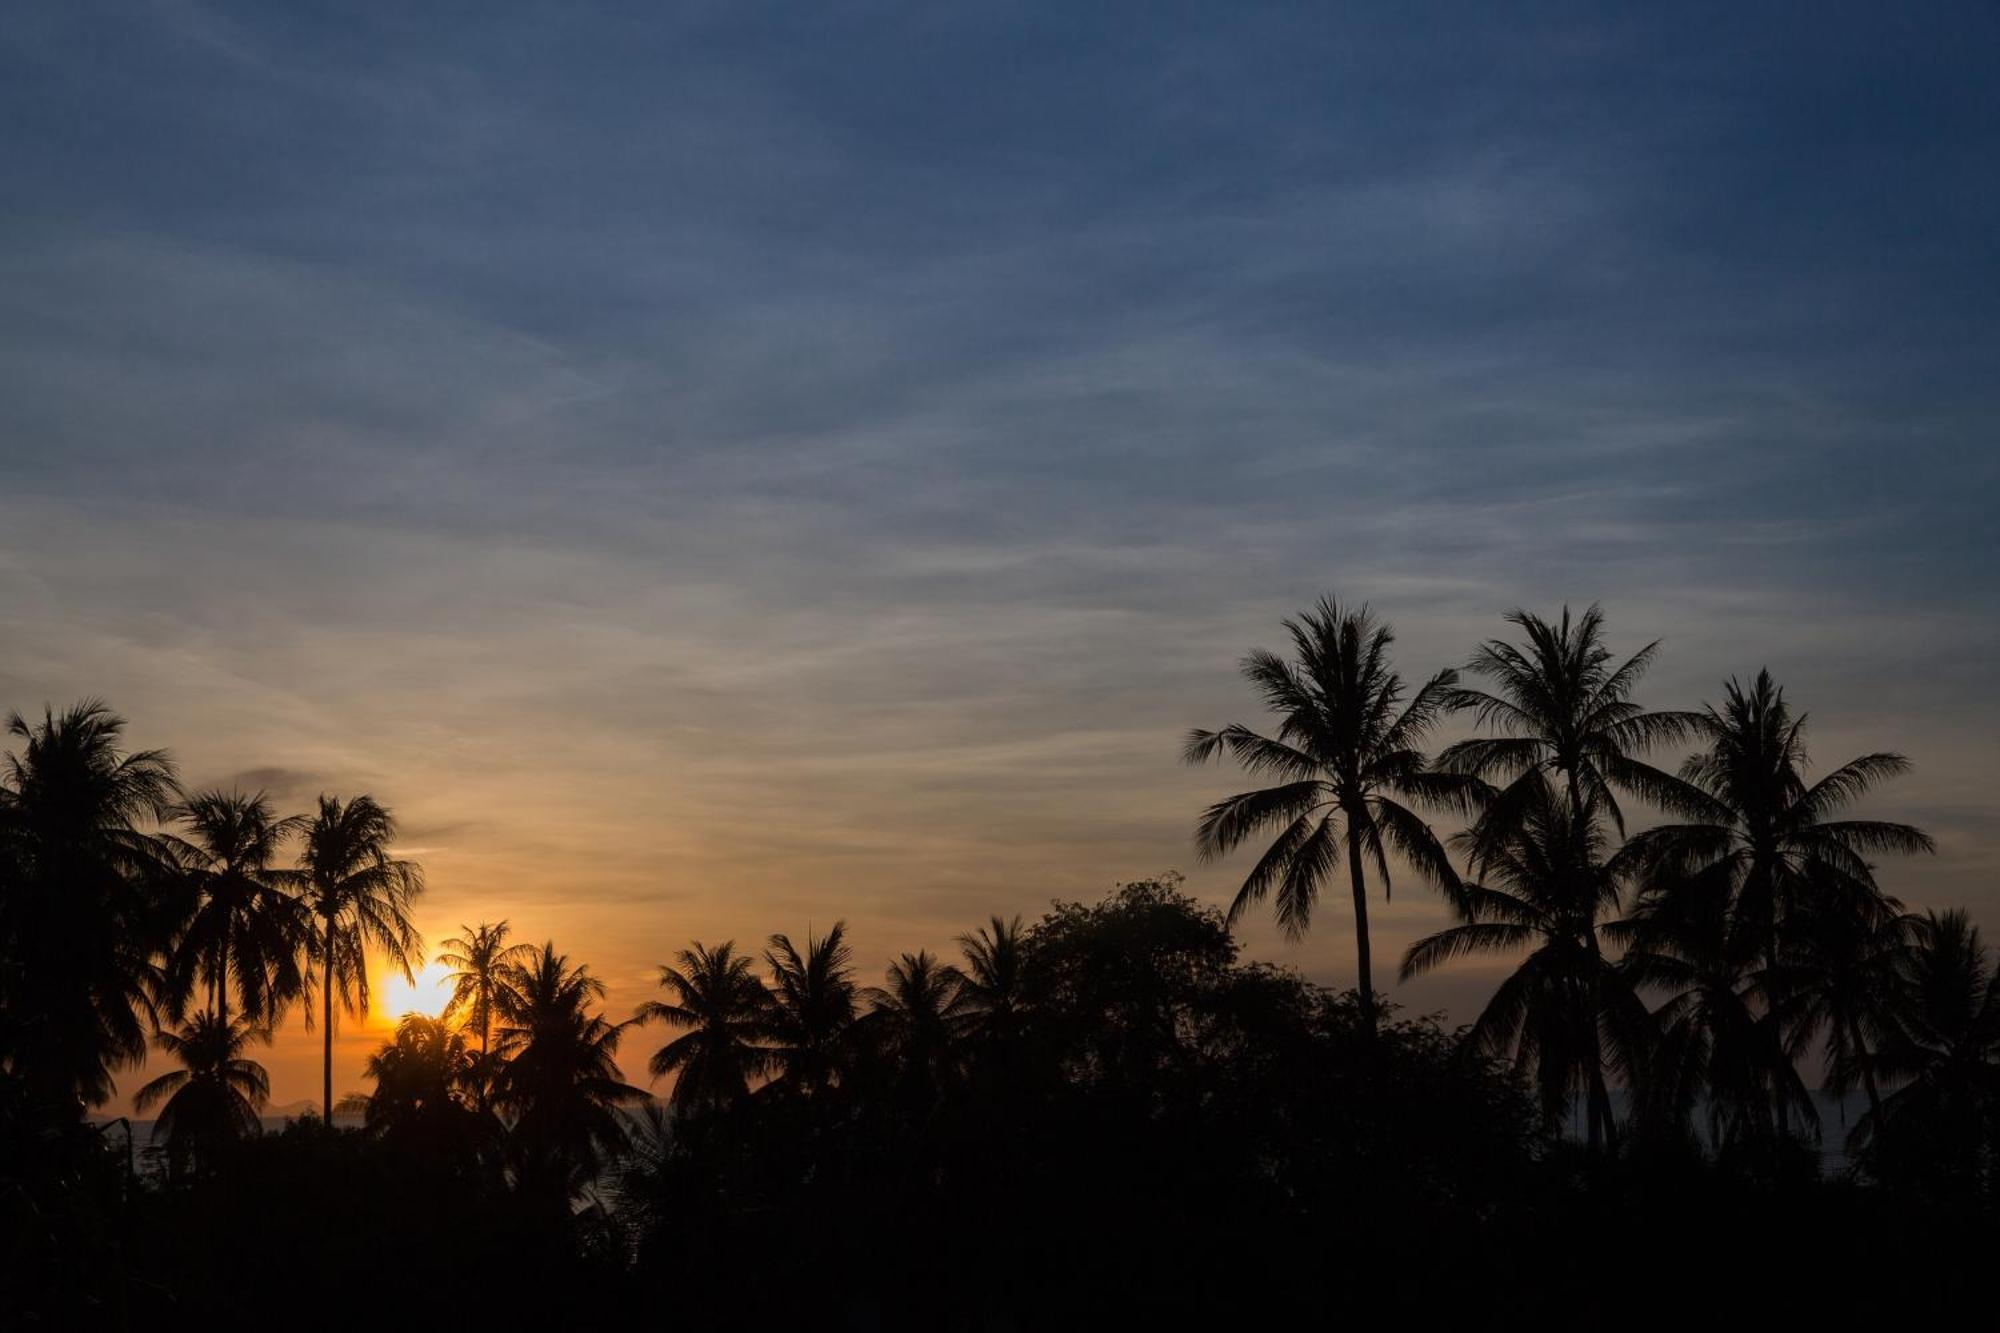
[[378, 960, 455, 1022]]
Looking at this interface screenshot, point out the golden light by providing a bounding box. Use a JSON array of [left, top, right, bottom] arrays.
[[378, 960, 456, 1022]]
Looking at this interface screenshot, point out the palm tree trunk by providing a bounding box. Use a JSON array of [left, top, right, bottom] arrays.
[[322, 910, 334, 1122], [214, 937, 229, 1029], [1345, 820, 1376, 1036], [1851, 1016, 1884, 1124], [478, 995, 491, 1114]]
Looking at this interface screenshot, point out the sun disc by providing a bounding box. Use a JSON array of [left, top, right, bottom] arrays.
[[379, 960, 455, 1020]]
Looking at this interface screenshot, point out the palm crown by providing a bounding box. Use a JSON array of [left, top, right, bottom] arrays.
[[762, 923, 857, 1098], [165, 789, 310, 1030], [633, 940, 773, 1114], [1186, 597, 1473, 1031], [133, 1012, 270, 1175]]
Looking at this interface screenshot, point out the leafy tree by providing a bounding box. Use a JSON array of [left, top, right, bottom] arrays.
[[634, 941, 772, 1115], [299, 794, 423, 1121], [1186, 597, 1472, 1032], [132, 1013, 269, 1177]]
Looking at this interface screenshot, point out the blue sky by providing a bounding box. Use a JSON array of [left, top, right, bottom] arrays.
[[3, 1, 1996, 1106]]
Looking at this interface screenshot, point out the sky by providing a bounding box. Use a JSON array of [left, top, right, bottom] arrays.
[[2, 1, 1996, 1113]]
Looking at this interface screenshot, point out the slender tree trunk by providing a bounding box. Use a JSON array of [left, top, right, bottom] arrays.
[[215, 936, 229, 1029], [478, 994, 491, 1114], [322, 910, 334, 1122], [1345, 819, 1376, 1036], [1851, 1016, 1884, 1125]]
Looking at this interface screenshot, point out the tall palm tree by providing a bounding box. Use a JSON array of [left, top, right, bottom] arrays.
[[299, 794, 423, 1121], [1440, 605, 1708, 860], [1858, 910, 2000, 1187], [1619, 670, 1933, 971], [132, 1012, 269, 1177], [1402, 781, 1651, 1149], [633, 941, 772, 1115], [165, 789, 310, 1030], [956, 914, 1027, 1046], [1186, 597, 1474, 1033], [438, 920, 535, 1110], [492, 943, 644, 1192], [762, 923, 857, 1098], [0, 701, 181, 1112], [862, 950, 970, 1095]]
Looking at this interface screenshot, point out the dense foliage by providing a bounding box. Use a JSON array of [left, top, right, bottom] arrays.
[[2, 599, 1995, 1325]]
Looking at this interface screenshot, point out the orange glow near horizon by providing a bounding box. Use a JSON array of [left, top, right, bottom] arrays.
[[377, 961, 455, 1024]]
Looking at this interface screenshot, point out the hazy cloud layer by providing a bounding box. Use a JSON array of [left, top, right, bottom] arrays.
[[3, 1, 1995, 1108]]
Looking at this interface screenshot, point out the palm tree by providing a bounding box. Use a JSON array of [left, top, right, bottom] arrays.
[[491, 943, 644, 1192], [0, 701, 181, 1112], [438, 920, 535, 1110], [862, 950, 970, 1095], [1613, 879, 1816, 1152], [1784, 899, 1911, 1126], [132, 1013, 269, 1176], [1619, 670, 1933, 972], [1402, 781, 1650, 1149], [165, 789, 310, 1030], [956, 914, 1027, 1046], [1858, 910, 2000, 1188], [1186, 598, 1474, 1033], [357, 1014, 489, 1152], [762, 923, 857, 1098], [633, 941, 772, 1115], [1440, 604, 1707, 860], [299, 794, 423, 1121]]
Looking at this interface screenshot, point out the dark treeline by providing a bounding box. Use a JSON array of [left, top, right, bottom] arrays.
[[3, 601, 1997, 1328]]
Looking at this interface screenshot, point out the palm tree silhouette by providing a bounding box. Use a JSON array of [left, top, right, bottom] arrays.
[[299, 794, 423, 1121], [633, 941, 773, 1115], [1440, 605, 1706, 861], [438, 920, 536, 1111], [762, 923, 857, 1098], [1620, 670, 1933, 971], [165, 789, 310, 1030], [1785, 899, 1910, 1125], [358, 1013, 487, 1150], [1186, 598, 1473, 1033], [1613, 875, 1816, 1151], [956, 914, 1027, 1046], [0, 701, 180, 1112], [862, 950, 970, 1095], [1402, 781, 1649, 1149], [132, 1012, 269, 1176], [492, 942, 644, 1192], [1859, 910, 2000, 1183]]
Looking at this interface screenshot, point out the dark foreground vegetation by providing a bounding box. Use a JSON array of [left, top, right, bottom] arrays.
[[4, 601, 1997, 1327]]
